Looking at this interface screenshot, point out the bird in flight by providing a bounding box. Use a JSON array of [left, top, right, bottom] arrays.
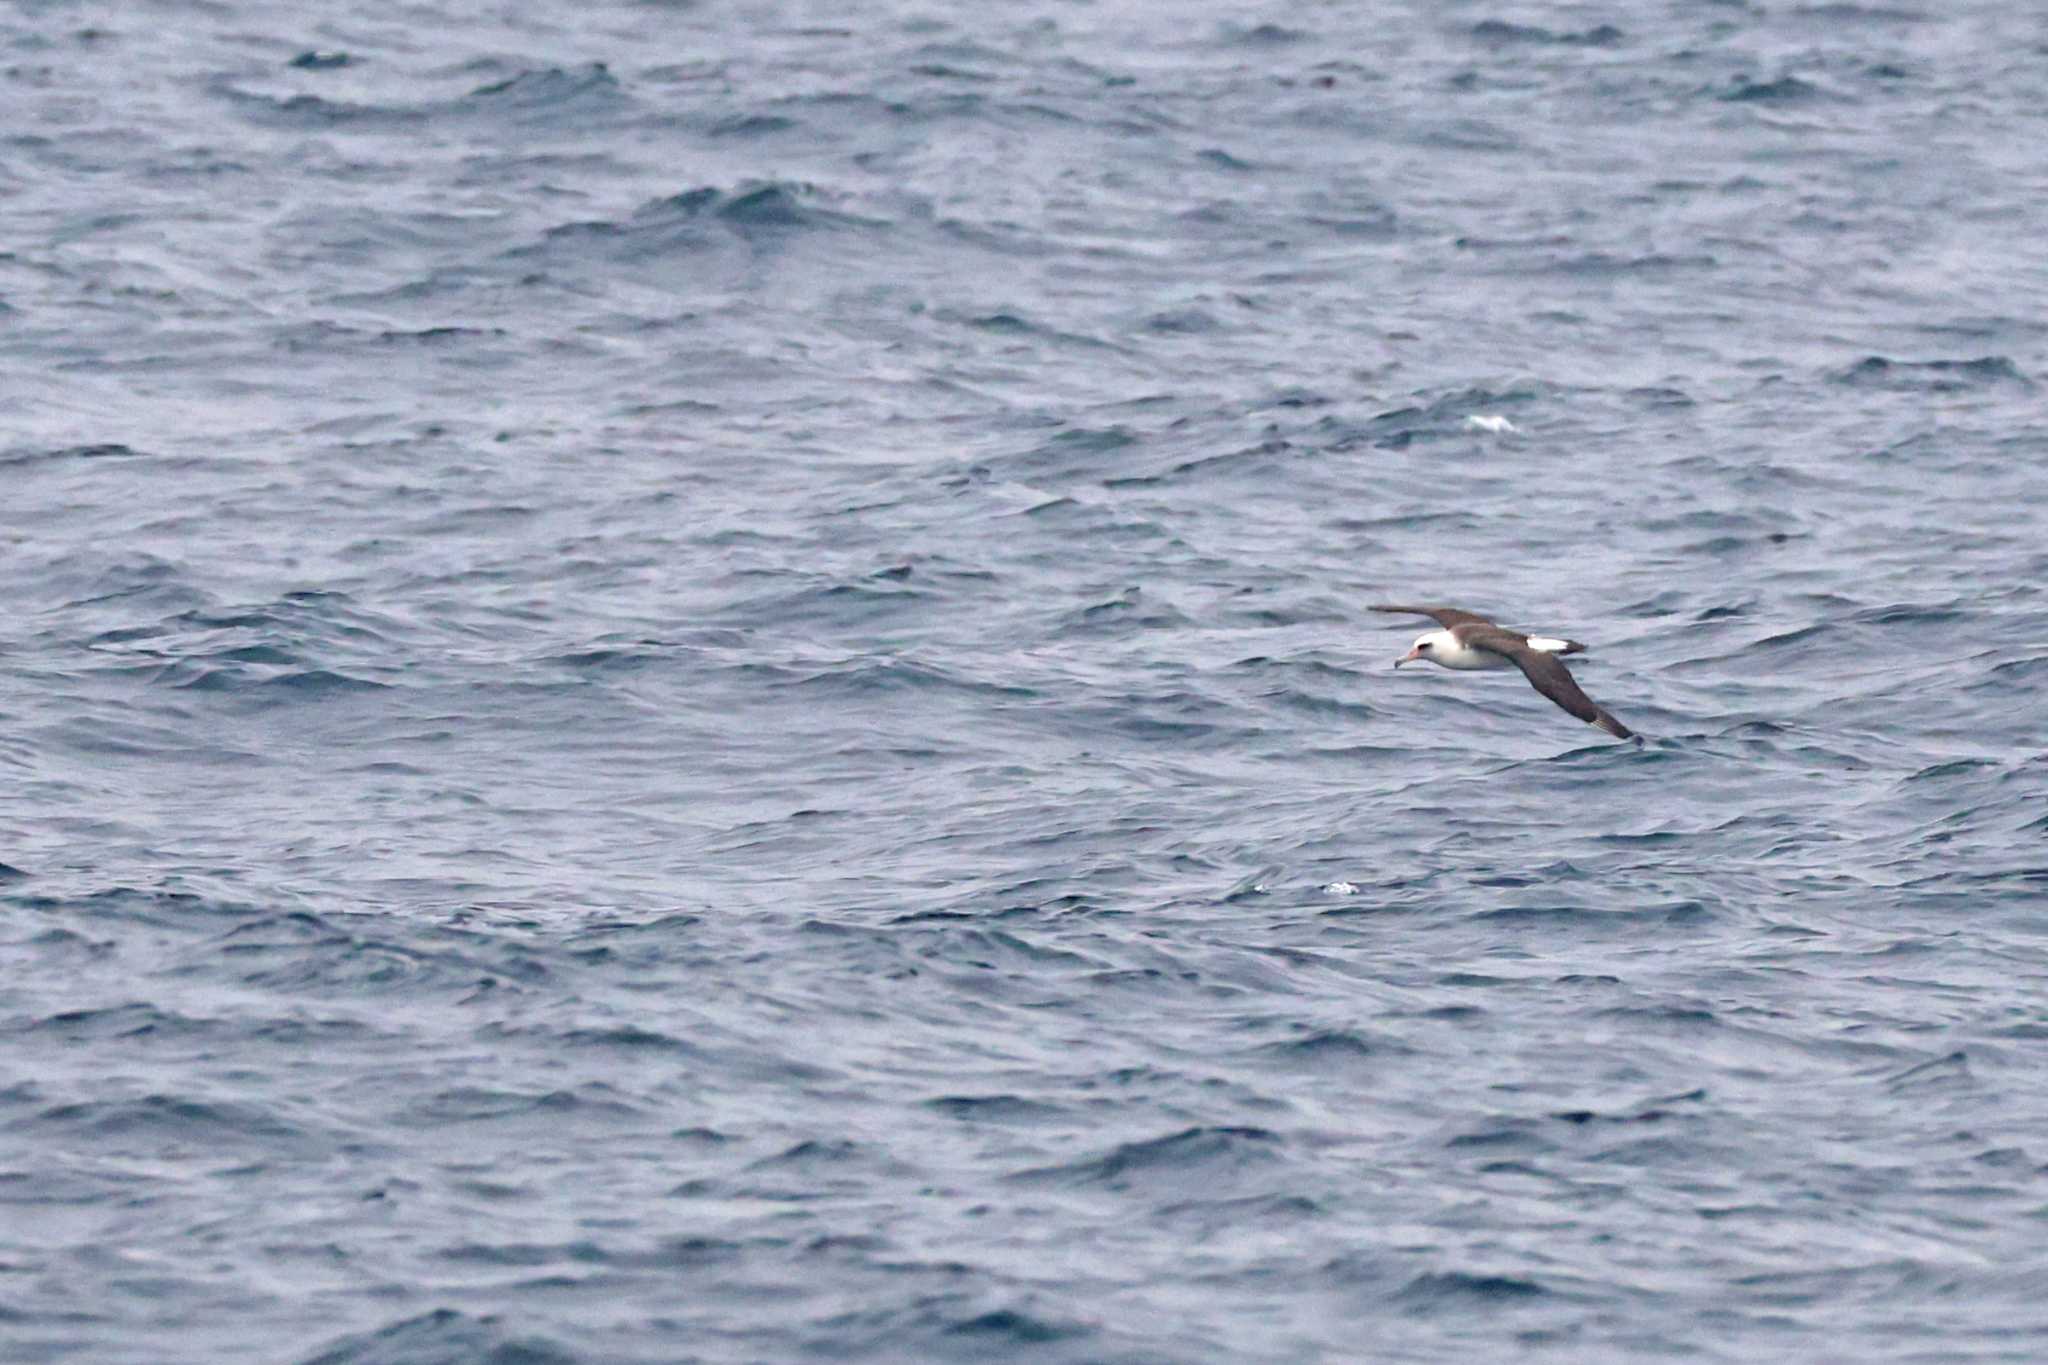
[[1371, 604, 1636, 741]]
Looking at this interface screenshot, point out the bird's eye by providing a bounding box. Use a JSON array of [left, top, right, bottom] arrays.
[[1418, 642, 1432, 650]]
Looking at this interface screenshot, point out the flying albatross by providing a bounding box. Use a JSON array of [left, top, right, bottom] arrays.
[[1372, 604, 1636, 741]]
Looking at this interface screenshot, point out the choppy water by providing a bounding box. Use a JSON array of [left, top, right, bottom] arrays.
[[4, 2, 2047, 1361]]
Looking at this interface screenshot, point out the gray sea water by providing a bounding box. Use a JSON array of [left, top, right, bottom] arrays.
[[4, 1, 2048, 1361]]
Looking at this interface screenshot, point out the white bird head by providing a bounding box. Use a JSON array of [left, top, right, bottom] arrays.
[[1395, 629, 1454, 668]]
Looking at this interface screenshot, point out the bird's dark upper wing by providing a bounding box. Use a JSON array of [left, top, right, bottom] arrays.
[[1465, 626, 1634, 740], [1368, 604, 1495, 630]]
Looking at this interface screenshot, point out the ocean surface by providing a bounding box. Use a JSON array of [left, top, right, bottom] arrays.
[[3, 1, 2046, 1360]]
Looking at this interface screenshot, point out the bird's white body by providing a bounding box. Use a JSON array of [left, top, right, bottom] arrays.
[[1404, 628, 1572, 671]]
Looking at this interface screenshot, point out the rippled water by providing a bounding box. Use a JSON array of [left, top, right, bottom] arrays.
[[4, 2, 2047, 1361]]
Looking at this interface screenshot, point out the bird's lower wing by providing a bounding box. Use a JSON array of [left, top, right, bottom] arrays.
[[1496, 640, 1635, 740], [1368, 604, 1494, 629]]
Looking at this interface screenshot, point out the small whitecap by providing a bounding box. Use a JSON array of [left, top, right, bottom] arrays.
[[1323, 881, 1359, 896], [1463, 414, 1518, 433]]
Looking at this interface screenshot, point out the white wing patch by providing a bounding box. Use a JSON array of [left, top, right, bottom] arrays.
[[1526, 636, 1571, 653]]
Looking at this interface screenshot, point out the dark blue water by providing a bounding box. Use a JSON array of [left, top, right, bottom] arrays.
[[5, 2, 2047, 1360]]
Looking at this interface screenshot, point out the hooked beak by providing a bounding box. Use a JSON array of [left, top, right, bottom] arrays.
[[1395, 647, 1424, 668]]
